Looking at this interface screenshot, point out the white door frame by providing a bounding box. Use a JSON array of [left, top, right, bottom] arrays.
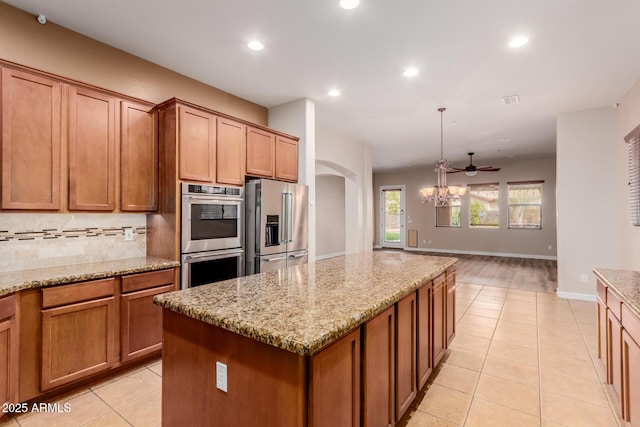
[[379, 185, 406, 249]]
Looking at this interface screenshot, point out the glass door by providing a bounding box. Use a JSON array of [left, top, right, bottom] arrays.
[[380, 186, 405, 249]]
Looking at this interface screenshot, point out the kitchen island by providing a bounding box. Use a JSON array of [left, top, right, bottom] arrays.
[[154, 251, 457, 427]]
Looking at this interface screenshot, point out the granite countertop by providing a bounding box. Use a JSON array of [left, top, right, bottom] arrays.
[[594, 268, 640, 317], [154, 251, 457, 356], [0, 256, 180, 297]]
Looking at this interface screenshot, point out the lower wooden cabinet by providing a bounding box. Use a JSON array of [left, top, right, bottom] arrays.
[[0, 295, 18, 407], [310, 328, 361, 427], [395, 292, 417, 421], [363, 306, 394, 427], [433, 274, 447, 367], [446, 269, 456, 346], [41, 279, 116, 391], [120, 269, 175, 362], [598, 294, 607, 372], [417, 281, 433, 389], [608, 307, 623, 402]]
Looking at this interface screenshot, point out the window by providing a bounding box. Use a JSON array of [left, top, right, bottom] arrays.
[[508, 181, 543, 229], [627, 131, 640, 226], [436, 198, 461, 228], [469, 183, 500, 228]]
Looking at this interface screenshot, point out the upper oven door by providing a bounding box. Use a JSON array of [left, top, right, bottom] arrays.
[[182, 195, 243, 253]]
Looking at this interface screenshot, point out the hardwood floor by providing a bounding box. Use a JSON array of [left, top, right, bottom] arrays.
[[411, 252, 557, 293]]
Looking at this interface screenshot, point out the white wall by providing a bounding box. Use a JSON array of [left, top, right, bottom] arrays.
[[618, 78, 640, 270], [315, 125, 374, 255], [316, 175, 346, 258], [556, 106, 621, 299]]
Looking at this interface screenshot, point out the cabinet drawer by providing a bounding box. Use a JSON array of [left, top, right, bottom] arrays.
[[0, 295, 16, 320], [42, 278, 115, 309], [597, 279, 607, 304], [608, 288, 623, 320], [623, 304, 640, 346], [122, 268, 175, 293]]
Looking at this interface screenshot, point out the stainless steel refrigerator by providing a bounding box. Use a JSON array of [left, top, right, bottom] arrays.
[[245, 179, 309, 274]]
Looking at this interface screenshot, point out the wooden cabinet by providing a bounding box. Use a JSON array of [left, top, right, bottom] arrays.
[[395, 292, 416, 422], [446, 269, 456, 346], [433, 274, 447, 367], [1, 68, 61, 210], [0, 295, 18, 407], [121, 101, 158, 211], [597, 280, 608, 372], [68, 87, 116, 211], [41, 279, 116, 391], [246, 126, 275, 178], [217, 118, 245, 185], [310, 328, 360, 427], [417, 280, 432, 389], [363, 306, 394, 427], [275, 136, 298, 182], [608, 309, 623, 401], [120, 269, 175, 362], [178, 105, 216, 182], [623, 329, 640, 425]]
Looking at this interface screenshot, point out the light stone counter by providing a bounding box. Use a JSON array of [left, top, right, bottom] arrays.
[[0, 256, 180, 297], [154, 251, 457, 356], [594, 268, 640, 317]]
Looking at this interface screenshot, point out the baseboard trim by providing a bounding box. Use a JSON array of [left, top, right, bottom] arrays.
[[316, 251, 346, 261], [373, 245, 382, 249], [401, 246, 557, 261], [557, 291, 597, 302]]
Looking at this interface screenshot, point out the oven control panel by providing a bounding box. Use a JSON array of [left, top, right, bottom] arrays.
[[183, 183, 242, 197]]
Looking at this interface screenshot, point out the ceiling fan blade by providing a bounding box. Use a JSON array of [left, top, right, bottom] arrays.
[[476, 167, 501, 172], [446, 170, 465, 174]]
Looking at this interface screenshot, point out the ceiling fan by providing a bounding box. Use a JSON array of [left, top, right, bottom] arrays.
[[447, 152, 501, 176]]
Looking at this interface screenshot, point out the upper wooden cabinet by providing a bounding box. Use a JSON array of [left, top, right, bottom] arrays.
[[1, 68, 62, 210], [246, 126, 275, 178], [275, 136, 298, 182], [68, 87, 116, 211], [178, 105, 216, 182], [121, 101, 158, 211], [217, 118, 245, 186]]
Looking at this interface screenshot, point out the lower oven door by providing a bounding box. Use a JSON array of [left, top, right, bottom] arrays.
[[181, 249, 244, 290]]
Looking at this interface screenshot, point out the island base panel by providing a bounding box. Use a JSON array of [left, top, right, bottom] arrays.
[[161, 309, 306, 427]]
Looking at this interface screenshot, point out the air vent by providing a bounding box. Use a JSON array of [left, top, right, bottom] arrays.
[[502, 95, 520, 105]]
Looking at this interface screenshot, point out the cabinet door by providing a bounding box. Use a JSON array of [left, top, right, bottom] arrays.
[[446, 269, 456, 346], [417, 281, 432, 389], [275, 136, 298, 182], [598, 297, 608, 374], [121, 284, 174, 362], [624, 330, 640, 424], [1, 68, 61, 210], [121, 101, 158, 211], [396, 292, 417, 422], [363, 306, 394, 427], [310, 328, 360, 427], [433, 274, 446, 367], [68, 87, 116, 211], [0, 295, 18, 406], [217, 117, 245, 186], [178, 106, 216, 182], [246, 127, 275, 178], [608, 309, 623, 403], [41, 297, 116, 391]]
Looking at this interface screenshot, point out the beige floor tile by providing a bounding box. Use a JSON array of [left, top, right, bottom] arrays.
[[464, 398, 540, 427], [538, 326, 584, 343], [474, 373, 540, 416], [147, 360, 162, 377], [0, 416, 19, 426], [507, 288, 537, 296], [487, 340, 538, 367], [431, 364, 480, 394], [464, 308, 501, 319], [442, 348, 486, 372], [455, 324, 495, 340], [82, 410, 131, 427], [481, 355, 539, 388], [540, 355, 601, 382], [92, 367, 161, 410], [399, 409, 461, 427], [115, 389, 161, 427], [539, 337, 592, 362], [492, 329, 538, 350], [448, 334, 491, 354], [458, 315, 498, 328], [416, 383, 472, 425], [499, 311, 538, 325], [541, 391, 618, 427], [468, 300, 503, 310], [495, 321, 538, 337], [540, 370, 610, 408], [17, 391, 112, 427]]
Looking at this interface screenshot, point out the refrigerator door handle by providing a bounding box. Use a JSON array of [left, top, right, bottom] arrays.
[[286, 192, 294, 243], [281, 192, 287, 244]]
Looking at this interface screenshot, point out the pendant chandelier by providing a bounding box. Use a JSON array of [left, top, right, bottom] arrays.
[[419, 107, 467, 205]]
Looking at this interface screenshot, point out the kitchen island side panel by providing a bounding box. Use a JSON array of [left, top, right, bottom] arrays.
[[161, 309, 307, 427]]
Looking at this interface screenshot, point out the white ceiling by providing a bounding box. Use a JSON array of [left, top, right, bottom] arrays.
[[6, 0, 640, 171]]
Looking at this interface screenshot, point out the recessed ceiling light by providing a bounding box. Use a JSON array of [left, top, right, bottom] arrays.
[[508, 36, 529, 48], [403, 68, 418, 77], [247, 41, 264, 51], [339, 0, 360, 9], [328, 89, 341, 97]]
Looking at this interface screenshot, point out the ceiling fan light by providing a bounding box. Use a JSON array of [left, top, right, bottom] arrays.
[[465, 170, 478, 177], [420, 187, 436, 198]]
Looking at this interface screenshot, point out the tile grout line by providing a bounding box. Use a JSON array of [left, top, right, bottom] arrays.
[[86, 389, 135, 427]]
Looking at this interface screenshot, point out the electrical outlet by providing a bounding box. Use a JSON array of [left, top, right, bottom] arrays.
[[124, 229, 134, 241], [580, 274, 588, 283], [216, 362, 228, 392]]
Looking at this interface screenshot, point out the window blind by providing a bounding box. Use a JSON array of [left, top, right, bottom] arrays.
[[629, 133, 640, 226]]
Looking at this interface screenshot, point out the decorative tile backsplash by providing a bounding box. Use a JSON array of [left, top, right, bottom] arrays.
[[0, 213, 147, 272]]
